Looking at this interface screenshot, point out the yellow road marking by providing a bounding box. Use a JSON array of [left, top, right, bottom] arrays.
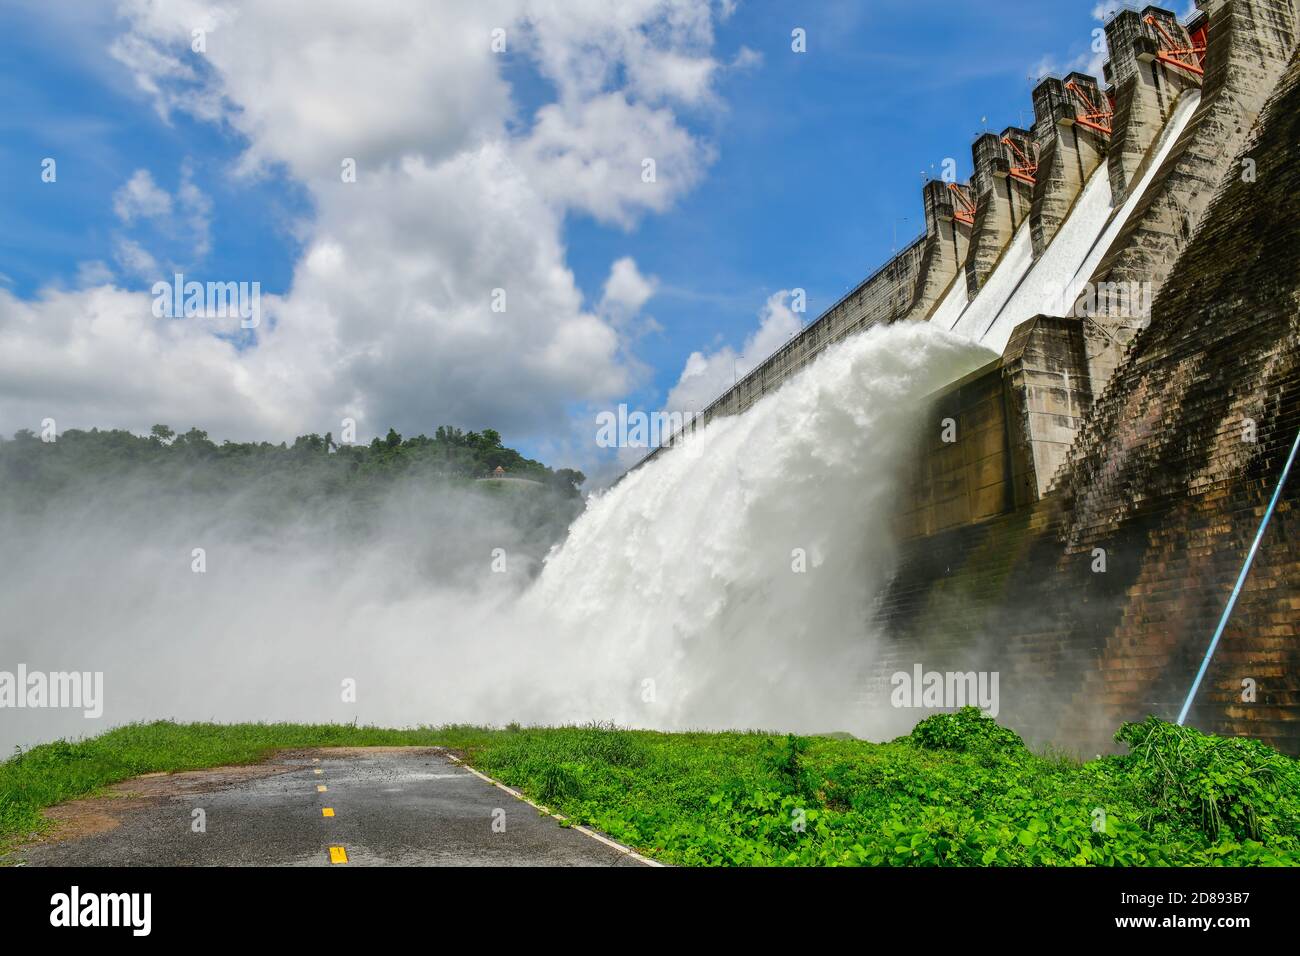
[[322, 808, 335, 818], [329, 846, 348, 864], [317, 785, 327, 792]]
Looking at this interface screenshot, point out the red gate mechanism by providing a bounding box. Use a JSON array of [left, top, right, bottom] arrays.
[[1001, 136, 1038, 186], [1144, 14, 1206, 77], [947, 182, 977, 226], [1064, 80, 1113, 136]]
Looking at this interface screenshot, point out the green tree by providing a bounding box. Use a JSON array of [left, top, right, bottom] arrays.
[[553, 468, 586, 493]]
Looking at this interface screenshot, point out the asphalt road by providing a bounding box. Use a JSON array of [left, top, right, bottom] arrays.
[[12, 747, 650, 867]]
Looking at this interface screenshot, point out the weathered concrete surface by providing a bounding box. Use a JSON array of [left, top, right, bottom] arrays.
[[897, 0, 1296, 526], [1103, 7, 1202, 207], [896, 315, 1094, 536], [876, 43, 1300, 756], [964, 131, 1034, 295], [904, 180, 971, 322], [1029, 74, 1109, 258], [1002, 316, 1095, 499], [1076, 0, 1289, 395], [1079, 0, 1297, 382], [895, 358, 1011, 541], [8, 748, 644, 867]]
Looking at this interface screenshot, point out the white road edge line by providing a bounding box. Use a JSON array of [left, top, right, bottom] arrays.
[[441, 750, 664, 867]]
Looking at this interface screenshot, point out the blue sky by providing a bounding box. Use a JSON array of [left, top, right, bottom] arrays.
[[0, 2, 307, 299], [566, 1, 1105, 416], [0, 0, 1112, 470]]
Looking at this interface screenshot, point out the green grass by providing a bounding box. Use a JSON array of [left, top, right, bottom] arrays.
[[4, 711, 1298, 866]]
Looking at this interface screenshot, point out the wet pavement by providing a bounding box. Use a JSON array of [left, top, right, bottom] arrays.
[[11, 747, 648, 867]]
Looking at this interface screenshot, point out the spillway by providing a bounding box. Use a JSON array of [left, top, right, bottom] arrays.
[[531, 322, 990, 733], [611, 1, 1300, 753], [941, 89, 1201, 356]]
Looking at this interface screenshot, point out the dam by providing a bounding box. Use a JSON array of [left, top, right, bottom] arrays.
[[629, 0, 1300, 755]]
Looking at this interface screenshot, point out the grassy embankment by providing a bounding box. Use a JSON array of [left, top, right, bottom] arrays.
[[2, 709, 1297, 865]]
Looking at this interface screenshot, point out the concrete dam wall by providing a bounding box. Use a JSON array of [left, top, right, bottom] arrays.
[[631, 0, 1300, 753]]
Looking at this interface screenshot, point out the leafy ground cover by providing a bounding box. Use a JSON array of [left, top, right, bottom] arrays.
[[4, 710, 1297, 865]]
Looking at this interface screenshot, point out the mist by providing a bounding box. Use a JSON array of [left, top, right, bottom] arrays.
[[1, 322, 991, 753]]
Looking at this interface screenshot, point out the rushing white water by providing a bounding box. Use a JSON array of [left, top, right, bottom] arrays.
[[947, 221, 1034, 343], [1067, 90, 1200, 298], [979, 162, 1114, 352], [929, 272, 969, 329], [2, 98, 1205, 753], [945, 90, 1201, 354], [504, 93, 1204, 734], [521, 322, 992, 733]]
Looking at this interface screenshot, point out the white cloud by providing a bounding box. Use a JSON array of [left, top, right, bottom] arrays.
[[0, 285, 286, 440], [731, 45, 763, 70], [113, 168, 172, 222], [112, 237, 160, 278], [520, 0, 719, 107], [110, 163, 212, 267], [519, 92, 713, 228], [176, 163, 213, 260], [75, 260, 115, 287], [663, 289, 801, 416], [630, 48, 718, 104], [599, 256, 657, 323], [2, 0, 727, 452]]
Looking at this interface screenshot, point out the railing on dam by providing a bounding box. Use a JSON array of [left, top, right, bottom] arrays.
[[628, 232, 927, 474]]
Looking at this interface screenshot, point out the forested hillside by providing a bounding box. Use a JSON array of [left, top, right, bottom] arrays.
[[0, 424, 585, 501]]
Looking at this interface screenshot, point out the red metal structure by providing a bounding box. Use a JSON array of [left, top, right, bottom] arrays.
[[1064, 80, 1113, 136], [1145, 14, 1207, 77], [947, 182, 977, 226], [1188, 20, 1209, 64], [1001, 136, 1038, 186]]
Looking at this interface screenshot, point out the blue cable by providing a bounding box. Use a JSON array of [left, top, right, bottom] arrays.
[[1177, 426, 1300, 726]]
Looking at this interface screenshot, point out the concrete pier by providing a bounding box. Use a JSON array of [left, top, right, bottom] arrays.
[[1078, 0, 1297, 391], [903, 180, 971, 322], [1104, 6, 1202, 206], [1028, 74, 1109, 258], [964, 129, 1035, 295]]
